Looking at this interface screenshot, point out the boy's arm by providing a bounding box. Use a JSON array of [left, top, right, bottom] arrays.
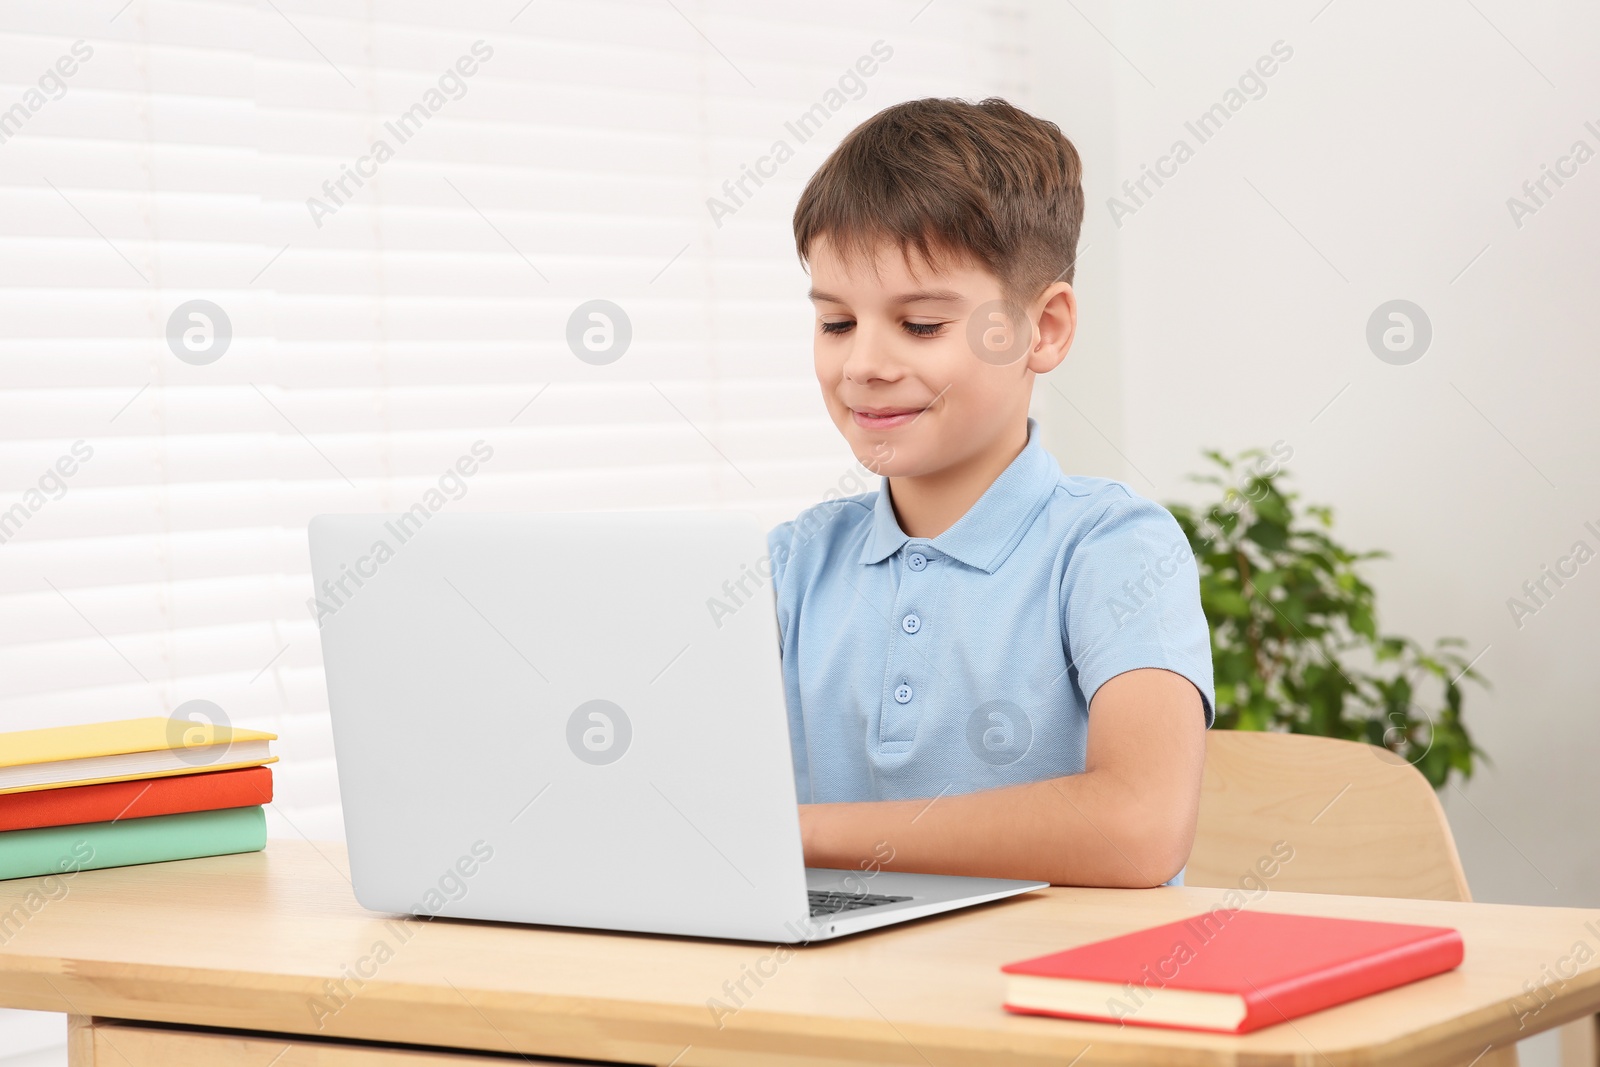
[[797, 666, 1207, 887]]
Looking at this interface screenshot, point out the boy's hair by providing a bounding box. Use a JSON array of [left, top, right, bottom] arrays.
[[792, 97, 1084, 305]]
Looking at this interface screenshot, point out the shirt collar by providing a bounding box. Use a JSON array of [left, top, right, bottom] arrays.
[[858, 417, 1060, 573]]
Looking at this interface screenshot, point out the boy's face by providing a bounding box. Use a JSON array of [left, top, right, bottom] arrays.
[[805, 235, 1073, 479]]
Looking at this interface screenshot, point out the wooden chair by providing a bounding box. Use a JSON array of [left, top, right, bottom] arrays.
[[1186, 729, 1517, 1067]]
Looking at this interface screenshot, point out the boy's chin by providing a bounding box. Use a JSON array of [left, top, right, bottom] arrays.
[[836, 422, 942, 479], [849, 448, 928, 480]]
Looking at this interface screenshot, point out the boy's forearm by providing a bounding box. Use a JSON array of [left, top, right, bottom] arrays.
[[799, 766, 1191, 888]]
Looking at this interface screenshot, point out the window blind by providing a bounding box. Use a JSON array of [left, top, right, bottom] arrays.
[[0, 0, 1027, 853]]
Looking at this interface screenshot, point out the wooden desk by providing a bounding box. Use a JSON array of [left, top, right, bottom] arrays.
[[2, 841, 1598, 1066]]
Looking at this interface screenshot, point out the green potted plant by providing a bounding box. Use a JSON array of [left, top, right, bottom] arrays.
[[1165, 446, 1486, 789]]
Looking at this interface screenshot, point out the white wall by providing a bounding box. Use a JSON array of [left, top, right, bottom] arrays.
[[1029, 7, 1598, 1059]]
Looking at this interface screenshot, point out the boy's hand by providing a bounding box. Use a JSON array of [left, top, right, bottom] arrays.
[[796, 667, 1206, 886]]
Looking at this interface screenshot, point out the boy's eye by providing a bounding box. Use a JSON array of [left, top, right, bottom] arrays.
[[817, 319, 946, 337]]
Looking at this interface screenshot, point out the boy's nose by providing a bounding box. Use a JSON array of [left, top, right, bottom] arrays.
[[840, 323, 903, 384]]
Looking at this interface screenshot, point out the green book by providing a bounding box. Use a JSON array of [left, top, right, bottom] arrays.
[[0, 805, 266, 881]]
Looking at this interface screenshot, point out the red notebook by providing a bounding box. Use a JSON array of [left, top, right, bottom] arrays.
[[0, 766, 273, 832], [1001, 910, 1462, 1034]]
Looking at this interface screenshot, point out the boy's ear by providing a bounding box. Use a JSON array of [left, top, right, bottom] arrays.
[[1028, 282, 1076, 375]]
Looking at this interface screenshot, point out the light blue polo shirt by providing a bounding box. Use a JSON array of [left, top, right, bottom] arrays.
[[767, 418, 1215, 818]]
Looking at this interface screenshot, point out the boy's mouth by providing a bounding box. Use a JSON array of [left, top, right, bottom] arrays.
[[850, 406, 925, 430]]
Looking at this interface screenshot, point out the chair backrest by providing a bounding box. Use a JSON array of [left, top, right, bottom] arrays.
[[1186, 730, 1472, 903]]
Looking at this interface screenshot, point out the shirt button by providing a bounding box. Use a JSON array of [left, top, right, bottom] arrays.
[[907, 552, 927, 571], [893, 684, 913, 704], [901, 613, 921, 634]]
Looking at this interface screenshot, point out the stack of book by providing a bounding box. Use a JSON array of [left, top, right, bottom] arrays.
[[0, 716, 277, 881]]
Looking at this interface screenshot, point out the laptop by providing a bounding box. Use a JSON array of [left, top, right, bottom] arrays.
[[308, 511, 1047, 943]]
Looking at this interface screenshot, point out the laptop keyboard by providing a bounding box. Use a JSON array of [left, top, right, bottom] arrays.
[[807, 889, 913, 917]]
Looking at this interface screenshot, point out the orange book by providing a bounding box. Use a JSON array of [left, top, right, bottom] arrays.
[[0, 766, 273, 832]]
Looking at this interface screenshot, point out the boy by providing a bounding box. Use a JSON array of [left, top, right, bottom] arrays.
[[769, 97, 1215, 888]]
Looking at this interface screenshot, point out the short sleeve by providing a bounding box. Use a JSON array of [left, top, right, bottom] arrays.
[[1060, 491, 1215, 726]]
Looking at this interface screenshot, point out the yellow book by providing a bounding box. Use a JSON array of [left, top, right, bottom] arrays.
[[0, 716, 278, 796]]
